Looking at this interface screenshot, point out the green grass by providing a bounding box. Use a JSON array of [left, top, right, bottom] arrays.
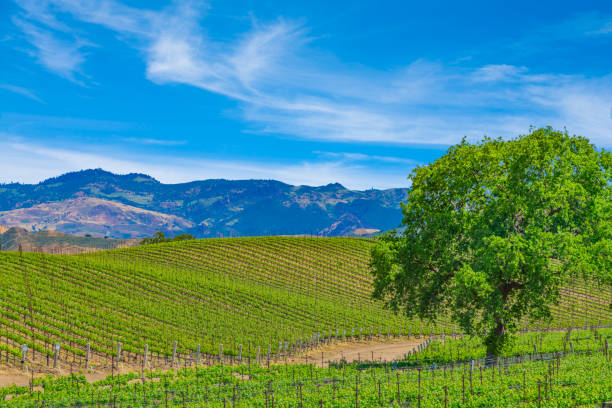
[[0, 236, 610, 367]]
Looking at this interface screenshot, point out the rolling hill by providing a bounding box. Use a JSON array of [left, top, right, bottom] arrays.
[[0, 237, 610, 370], [0, 197, 194, 239], [0, 169, 407, 238], [0, 226, 139, 253]]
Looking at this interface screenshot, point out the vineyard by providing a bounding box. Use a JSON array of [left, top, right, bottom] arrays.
[[0, 236, 611, 406], [1, 328, 610, 407]]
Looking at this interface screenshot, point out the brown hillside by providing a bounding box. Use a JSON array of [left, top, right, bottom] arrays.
[[0, 226, 140, 254], [0, 197, 194, 239]]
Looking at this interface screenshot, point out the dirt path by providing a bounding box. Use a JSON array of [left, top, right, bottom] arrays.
[[0, 363, 144, 388], [0, 368, 30, 388], [0, 338, 429, 387], [297, 337, 427, 367]]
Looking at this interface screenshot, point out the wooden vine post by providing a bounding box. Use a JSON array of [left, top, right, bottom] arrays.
[[85, 342, 91, 369], [53, 343, 60, 369]]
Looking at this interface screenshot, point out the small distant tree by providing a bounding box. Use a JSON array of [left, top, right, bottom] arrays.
[[173, 233, 195, 241], [141, 231, 167, 245], [140, 232, 195, 245], [371, 127, 611, 358]]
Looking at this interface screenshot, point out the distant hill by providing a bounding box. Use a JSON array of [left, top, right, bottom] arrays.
[[0, 225, 139, 253], [0, 197, 194, 239], [0, 169, 407, 238]]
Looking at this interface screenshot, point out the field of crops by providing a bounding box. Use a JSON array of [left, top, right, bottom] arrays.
[[0, 237, 611, 372], [1, 328, 610, 407]]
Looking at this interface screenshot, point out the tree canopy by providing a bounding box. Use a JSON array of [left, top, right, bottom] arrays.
[[371, 127, 611, 356], [140, 231, 195, 245]]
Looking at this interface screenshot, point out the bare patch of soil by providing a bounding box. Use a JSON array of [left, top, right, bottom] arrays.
[[0, 368, 34, 388], [295, 337, 427, 367], [0, 338, 430, 387], [0, 361, 148, 388], [232, 372, 250, 380]]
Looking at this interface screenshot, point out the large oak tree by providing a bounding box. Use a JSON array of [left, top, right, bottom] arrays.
[[371, 128, 611, 357]]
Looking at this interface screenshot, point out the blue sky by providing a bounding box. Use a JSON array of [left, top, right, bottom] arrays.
[[1, 0, 611, 189]]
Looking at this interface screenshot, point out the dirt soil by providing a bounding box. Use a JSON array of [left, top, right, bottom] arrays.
[[0, 338, 429, 386], [296, 337, 427, 367], [0, 362, 145, 389], [0, 368, 31, 388]]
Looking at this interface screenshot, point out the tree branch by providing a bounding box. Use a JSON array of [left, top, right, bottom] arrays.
[[513, 210, 525, 234]]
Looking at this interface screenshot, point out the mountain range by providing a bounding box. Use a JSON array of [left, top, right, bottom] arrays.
[[0, 169, 407, 238]]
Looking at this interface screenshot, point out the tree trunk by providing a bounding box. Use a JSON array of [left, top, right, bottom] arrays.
[[485, 317, 505, 367], [485, 282, 516, 366]]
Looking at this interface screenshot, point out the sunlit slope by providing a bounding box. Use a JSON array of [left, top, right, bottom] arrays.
[[0, 237, 610, 363]]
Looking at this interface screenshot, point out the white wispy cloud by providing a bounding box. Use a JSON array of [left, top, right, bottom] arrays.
[[0, 137, 409, 189], [0, 113, 136, 131], [592, 20, 612, 35], [314, 151, 420, 165], [121, 137, 187, 146], [10, 1, 612, 147], [556, 13, 612, 37], [471, 65, 528, 83], [0, 84, 44, 103], [12, 16, 87, 82], [504, 12, 612, 52]]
